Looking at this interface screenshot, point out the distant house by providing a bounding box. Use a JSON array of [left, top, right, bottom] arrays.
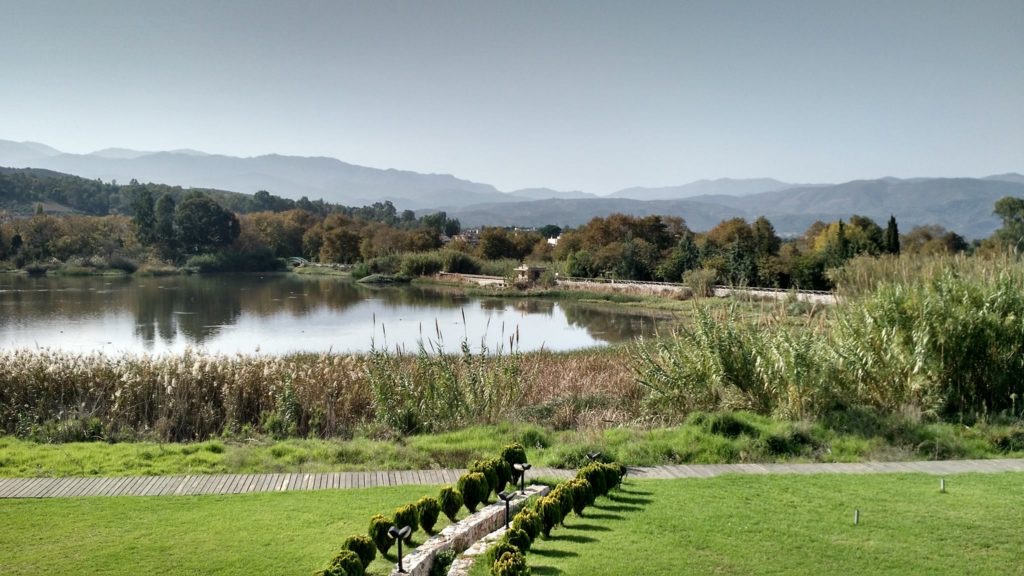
[[547, 235, 561, 246], [514, 264, 547, 284]]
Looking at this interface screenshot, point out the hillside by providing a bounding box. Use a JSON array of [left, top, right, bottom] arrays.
[[452, 177, 1024, 238], [0, 140, 516, 210]]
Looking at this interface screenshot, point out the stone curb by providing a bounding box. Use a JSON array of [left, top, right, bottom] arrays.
[[390, 485, 550, 576]]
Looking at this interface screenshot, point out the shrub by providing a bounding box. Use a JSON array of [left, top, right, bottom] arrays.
[[341, 535, 376, 569], [439, 486, 463, 522], [536, 496, 561, 538], [550, 486, 573, 524], [493, 458, 512, 493], [368, 514, 393, 555], [416, 496, 441, 533], [324, 549, 364, 576], [600, 463, 622, 491], [393, 503, 419, 542], [458, 472, 489, 512], [440, 250, 482, 274], [400, 252, 444, 277], [430, 549, 457, 576], [577, 464, 607, 498], [568, 479, 593, 515], [470, 459, 500, 496], [683, 267, 717, 297], [503, 526, 532, 553], [491, 549, 530, 576], [511, 508, 541, 541], [501, 442, 528, 482], [487, 541, 521, 567]]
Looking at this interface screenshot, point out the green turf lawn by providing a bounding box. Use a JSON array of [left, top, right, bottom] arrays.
[[0, 485, 454, 576], [476, 473, 1024, 576]]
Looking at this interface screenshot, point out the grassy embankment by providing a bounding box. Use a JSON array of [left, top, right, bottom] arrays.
[[3, 413, 1022, 478], [2, 473, 1021, 576]]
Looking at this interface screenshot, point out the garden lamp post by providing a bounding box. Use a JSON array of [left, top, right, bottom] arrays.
[[498, 491, 514, 528], [586, 452, 601, 462], [513, 463, 532, 494], [388, 525, 412, 573]]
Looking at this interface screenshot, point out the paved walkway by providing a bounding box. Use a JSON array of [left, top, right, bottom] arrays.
[[1, 459, 1022, 499]]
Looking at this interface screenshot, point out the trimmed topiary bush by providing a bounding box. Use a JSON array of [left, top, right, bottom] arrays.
[[368, 514, 393, 555], [550, 485, 574, 525], [416, 496, 441, 533], [487, 541, 521, 566], [536, 496, 561, 538], [470, 459, 500, 497], [439, 486, 463, 522], [324, 549, 364, 576], [512, 508, 541, 542], [341, 535, 376, 569], [393, 503, 419, 543], [458, 472, 489, 512], [503, 526, 532, 553], [569, 478, 593, 516], [503, 442, 529, 484], [577, 463, 608, 498], [602, 463, 623, 490], [491, 549, 530, 576]]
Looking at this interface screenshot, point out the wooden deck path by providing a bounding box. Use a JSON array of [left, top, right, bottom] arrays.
[[1, 459, 1022, 499]]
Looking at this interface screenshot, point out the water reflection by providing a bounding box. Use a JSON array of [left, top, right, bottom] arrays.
[[0, 274, 668, 354]]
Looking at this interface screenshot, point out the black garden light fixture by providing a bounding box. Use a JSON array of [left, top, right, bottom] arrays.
[[586, 452, 602, 462], [388, 525, 413, 573], [498, 491, 514, 528], [513, 463, 532, 494]]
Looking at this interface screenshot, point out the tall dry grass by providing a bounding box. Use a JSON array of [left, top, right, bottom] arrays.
[[0, 345, 638, 442]]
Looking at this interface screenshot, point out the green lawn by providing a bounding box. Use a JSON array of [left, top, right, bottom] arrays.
[[3, 473, 1022, 576], [496, 473, 1024, 576], [0, 485, 453, 576]]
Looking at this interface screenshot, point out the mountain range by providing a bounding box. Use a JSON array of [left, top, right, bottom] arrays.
[[1, 139, 1021, 238]]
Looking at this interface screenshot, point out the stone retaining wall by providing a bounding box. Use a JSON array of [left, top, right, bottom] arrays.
[[390, 485, 550, 576]]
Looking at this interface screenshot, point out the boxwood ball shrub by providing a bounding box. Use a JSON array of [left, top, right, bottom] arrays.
[[458, 472, 489, 513], [393, 503, 419, 542], [368, 514, 394, 555], [470, 459, 500, 496], [416, 496, 441, 533], [491, 549, 530, 576], [503, 526, 532, 553], [511, 508, 541, 541], [601, 462, 623, 491], [503, 443, 528, 484], [536, 496, 561, 538], [439, 486, 463, 522], [341, 535, 376, 569], [324, 549, 364, 576]]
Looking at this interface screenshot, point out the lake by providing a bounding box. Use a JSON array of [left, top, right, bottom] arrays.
[[0, 274, 668, 355]]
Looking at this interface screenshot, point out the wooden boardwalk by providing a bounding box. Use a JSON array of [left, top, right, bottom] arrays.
[[1, 459, 1021, 499]]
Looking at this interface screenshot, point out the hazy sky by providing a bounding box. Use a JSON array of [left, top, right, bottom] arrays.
[[2, 0, 1021, 194]]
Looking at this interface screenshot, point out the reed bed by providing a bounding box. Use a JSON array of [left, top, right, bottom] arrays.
[[0, 344, 637, 442]]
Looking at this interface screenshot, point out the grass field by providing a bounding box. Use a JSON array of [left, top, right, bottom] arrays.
[[476, 473, 1024, 576], [0, 484, 453, 576], [3, 473, 1021, 576]]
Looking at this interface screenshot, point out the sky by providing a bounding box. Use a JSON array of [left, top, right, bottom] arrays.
[[1, 0, 1021, 194]]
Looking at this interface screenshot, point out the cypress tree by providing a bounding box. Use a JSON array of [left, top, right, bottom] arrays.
[[884, 215, 900, 255]]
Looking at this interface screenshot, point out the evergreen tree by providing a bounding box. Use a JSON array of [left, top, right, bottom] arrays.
[[884, 215, 900, 255], [154, 193, 177, 256], [130, 187, 157, 245]]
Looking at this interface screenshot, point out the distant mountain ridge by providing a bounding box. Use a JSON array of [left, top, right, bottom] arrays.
[[1, 139, 1021, 238], [608, 177, 805, 200], [450, 177, 1024, 239]]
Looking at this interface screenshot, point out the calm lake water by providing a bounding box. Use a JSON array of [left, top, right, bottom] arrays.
[[0, 274, 668, 355]]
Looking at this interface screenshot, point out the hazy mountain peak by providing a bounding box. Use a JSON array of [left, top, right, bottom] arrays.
[[608, 177, 799, 200]]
